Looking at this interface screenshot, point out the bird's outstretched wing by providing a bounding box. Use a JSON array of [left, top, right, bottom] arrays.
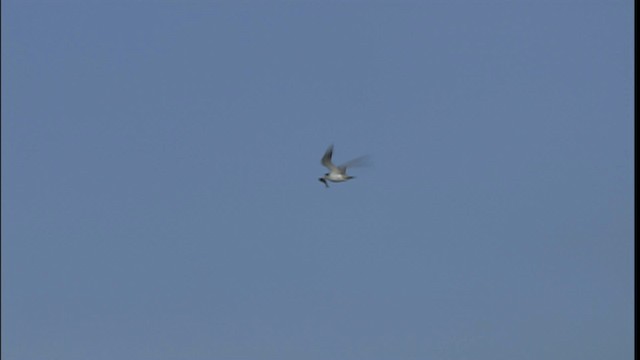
[[338, 155, 370, 170], [321, 144, 338, 171]]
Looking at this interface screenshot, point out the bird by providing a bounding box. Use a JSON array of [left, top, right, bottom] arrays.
[[318, 144, 368, 188]]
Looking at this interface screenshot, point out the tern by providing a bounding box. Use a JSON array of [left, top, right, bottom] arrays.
[[318, 144, 368, 188]]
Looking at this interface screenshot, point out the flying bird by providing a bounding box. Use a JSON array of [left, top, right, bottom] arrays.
[[318, 144, 368, 188]]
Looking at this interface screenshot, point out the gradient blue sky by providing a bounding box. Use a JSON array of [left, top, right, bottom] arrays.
[[2, 1, 634, 359]]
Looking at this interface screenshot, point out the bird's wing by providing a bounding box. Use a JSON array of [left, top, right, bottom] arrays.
[[338, 155, 370, 170], [321, 144, 338, 171]]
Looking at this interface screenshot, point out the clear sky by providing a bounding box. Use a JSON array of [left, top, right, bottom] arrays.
[[2, 1, 634, 359]]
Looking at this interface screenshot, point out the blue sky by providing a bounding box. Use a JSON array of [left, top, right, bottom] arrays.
[[2, 1, 634, 359]]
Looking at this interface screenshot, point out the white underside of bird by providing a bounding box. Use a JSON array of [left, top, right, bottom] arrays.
[[325, 172, 352, 182], [318, 144, 367, 188]]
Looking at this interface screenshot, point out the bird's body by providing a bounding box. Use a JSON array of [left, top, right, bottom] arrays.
[[325, 172, 354, 182], [318, 144, 366, 188]]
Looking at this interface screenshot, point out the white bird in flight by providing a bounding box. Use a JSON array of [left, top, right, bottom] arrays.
[[318, 144, 368, 188]]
